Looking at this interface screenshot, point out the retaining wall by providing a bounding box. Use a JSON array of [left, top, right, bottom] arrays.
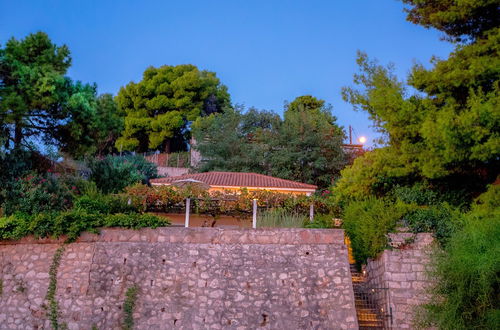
[[0, 228, 358, 329], [365, 233, 434, 329]]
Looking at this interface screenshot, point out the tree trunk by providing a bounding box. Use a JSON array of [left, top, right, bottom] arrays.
[[14, 122, 22, 148], [164, 139, 171, 154]]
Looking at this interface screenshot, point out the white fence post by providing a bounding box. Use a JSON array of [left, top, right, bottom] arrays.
[[185, 198, 191, 228], [252, 199, 257, 229], [310, 203, 314, 222]]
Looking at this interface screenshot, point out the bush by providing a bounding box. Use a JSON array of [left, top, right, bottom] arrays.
[[391, 184, 440, 206], [391, 183, 470, 210], [343, 198, 406, 266], [304, 213, 335, 228], [104, 213, 169, 229], [403, 203, 464, 246], [421, 209, 500, 329], [0, 215, 29, 240], [0, 208, 170, 242], [3, 174, 73, 216], [74, 194, 139, 214], [88, 155, 158, 194]]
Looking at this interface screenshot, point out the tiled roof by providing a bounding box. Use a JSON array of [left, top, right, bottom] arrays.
[[150, 172, 317, 190]]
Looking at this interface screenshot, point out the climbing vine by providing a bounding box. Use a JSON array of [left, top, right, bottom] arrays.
[[122, 286, 138, 330], [45, 246, 65, 329]]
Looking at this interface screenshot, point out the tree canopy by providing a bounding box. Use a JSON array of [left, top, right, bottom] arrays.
[[0, 32, 126, 158], [335, 0, 499, 201], [401, 0, 500, 42], [192, 96, 347, 188], [115, 64, 231, 153]]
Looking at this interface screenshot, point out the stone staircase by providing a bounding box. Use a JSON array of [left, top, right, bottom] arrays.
[[350, 264, 385, 329]]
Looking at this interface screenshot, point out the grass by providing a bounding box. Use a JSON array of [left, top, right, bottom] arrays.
[[257, 209, 308, 228]]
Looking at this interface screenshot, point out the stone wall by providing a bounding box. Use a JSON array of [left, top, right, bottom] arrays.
[[365, 233, 434, 329], [156, 166, 189, 177], [0, 228, 358, 330]]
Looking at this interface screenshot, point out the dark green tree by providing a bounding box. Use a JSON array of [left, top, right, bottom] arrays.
[[401, 0, 500, 42], [270, 96, 346, 187], [116, 64, 231, 153], [191, 106, 273, 173], [0, 32, 99, 156], [93, 94, 124, 155], [193, 97, 347, 188]]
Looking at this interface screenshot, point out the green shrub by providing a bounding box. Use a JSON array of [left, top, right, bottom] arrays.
[[257, 209, 308, 228], [0, 210, 169, 242], [3, 174, 73, 216], [472, 184, 500, 213], [343, 198, 406, 266], [0, 215, 28, 240], [391, 184, 440, 206], [421, 209, 500, 329], [0, 149, 52, 206], [88, 155, 158, 194], [74, 194, 138, 215], [403, 203, 464, 246], [304, 213, 335, 228], [104, 213, 170, 229]]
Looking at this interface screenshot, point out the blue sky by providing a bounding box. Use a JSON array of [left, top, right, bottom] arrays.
[[0, 0, 453, 146]]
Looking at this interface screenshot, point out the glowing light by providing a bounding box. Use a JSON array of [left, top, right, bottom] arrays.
[[358, 136, 367, 144]]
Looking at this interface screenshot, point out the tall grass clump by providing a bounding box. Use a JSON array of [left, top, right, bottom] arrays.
[[257, 209, 307, 228]]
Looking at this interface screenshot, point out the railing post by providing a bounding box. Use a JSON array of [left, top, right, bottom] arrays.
[[309, 203, 314, 222], [185, 198, 191, 228], [252, 199, 257, 229]]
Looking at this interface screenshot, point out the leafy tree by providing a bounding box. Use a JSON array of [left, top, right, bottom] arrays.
[[270, 96, 346, 187], [115, 64, 230, 153], [401, 0, 500, 42], [285, 95, 326, 114], [193, 96, 346, 188], [192, 106, 272, 173], [0, 32, 99, 156], [93, 94, 124, 155], [336, 26, 499, 199]]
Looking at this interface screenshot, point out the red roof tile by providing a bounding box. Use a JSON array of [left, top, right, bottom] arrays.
[[150, 172, 317, 190]]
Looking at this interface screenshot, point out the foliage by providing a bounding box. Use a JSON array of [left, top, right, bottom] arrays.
[[420, 209, 500, 329], [88, 155, 158, 194], [2, 173, 74, 216], [269, 96, 347, 188], [343, 198, 407, 266], [104, 213, 169, 230], [74, 194, 138, 215], [390, 183, 470, 210], [400, 0, 499, 42], [337, 2, 499, 201], [93, 94, 124, 156], [304, 213, 335, 229], [124, 184, 337, 217], [192, 106, 276, 174], [45, 246, 65, 330], [193, 96, 347, 188], [403, 203, 464, 246], [0, 148, 53, 210], [0, 208, 169, 242], [122, 286, 138, 330], [116, 64, 231, 153], [257, 209, 307, 228], [471, 184, 500, 213], [0, 32, 105, 158], [330, 147, 414, 205]]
